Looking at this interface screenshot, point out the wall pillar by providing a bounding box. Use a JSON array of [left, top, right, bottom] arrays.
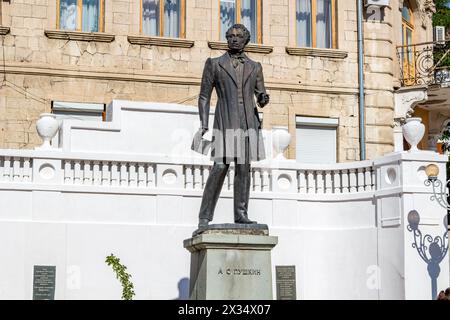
[[374, 151, 449, 299]]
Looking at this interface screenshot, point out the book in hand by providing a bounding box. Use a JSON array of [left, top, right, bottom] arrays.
[[191, 129, 211, 155]]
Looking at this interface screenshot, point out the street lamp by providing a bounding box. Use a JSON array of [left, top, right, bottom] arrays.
[[424, 164, 450, 210]]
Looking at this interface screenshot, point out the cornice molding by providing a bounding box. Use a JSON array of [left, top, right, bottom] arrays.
[[44, 29, 115, 42], [127, 35, 194, 48], [2, 63, 359, 95], [0, 26, 10, 36], [286, 47, 348, 59], [208, 41, 273, 54]]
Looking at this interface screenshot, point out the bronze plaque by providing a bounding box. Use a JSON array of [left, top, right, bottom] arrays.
[[33, 266, 56, 300], [276, 266, 296, 300]]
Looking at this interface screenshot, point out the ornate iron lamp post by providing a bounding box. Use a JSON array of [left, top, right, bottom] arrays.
[[424, 164, 450, 210], [410, 164, 450, 299]]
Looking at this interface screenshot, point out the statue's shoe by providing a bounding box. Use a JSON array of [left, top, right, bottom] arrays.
[[198, 218, 210, 228], [235, 216, 257, 224]]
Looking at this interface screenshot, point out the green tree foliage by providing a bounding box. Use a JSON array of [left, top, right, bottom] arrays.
[[433, 1, 450, 70], [433, 0, 450, 28], [105, 254, 136, 300]]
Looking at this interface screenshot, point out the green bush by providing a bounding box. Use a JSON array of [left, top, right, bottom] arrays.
[[105, 254, 136, 300]]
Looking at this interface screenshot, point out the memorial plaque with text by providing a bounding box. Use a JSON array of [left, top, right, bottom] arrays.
[[33, 266, 56, 300], [276, 266, 296, 300]]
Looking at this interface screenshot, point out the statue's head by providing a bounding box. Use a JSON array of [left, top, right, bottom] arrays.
[[225, 24, 251, 52]]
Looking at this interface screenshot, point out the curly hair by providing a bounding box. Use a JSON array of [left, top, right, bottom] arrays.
[[225, 24, 251, 45]]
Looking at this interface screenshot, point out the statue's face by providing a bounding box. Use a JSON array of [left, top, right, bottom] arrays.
[[226, 28, 247, 51]]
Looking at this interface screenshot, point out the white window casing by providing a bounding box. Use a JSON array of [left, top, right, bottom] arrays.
[[296, 116, 338, 164]]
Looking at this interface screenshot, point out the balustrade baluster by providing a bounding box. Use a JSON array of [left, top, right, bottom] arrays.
[[101, 162, 110, 186], [138, 164, 146, 187], [333, 170, 341, 194], [341, 170, 349, 193], [23, 158, 31, 182], [262, 169, 270, 192], [92, 161, 101, 186], [371, 169, 376, 191], [3, 157, 11, 181], [64, 161, 73, 184], [129, 163, 137, 187], [147, 164, 155, 188], [13, 157, 21, 182], [325, 170, 332, 194], [307, 170, 315, 194], [357, 168, 365, 192], [365, 168, 372, 191], [83, 161, 92, 185], [349, 169, 357, 193], [120, 163, 128, 187], [253, 168, 261, 192], [74, 161, 82, 185], [110, 162, 119, 186], [298, 170, 306, 194], [194, 166, 201, 190], [317, 171, 324, 194], [185, 166, 193, 189]]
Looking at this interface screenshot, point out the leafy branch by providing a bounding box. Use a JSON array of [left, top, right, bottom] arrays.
[[105, 254, 135, 300]]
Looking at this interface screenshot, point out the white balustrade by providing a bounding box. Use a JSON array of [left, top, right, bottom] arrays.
[[0, 156, 32, 183], [0, 152, 376, 194]]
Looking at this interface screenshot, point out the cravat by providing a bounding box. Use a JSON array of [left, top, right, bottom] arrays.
[[230, 53, 246, 68]]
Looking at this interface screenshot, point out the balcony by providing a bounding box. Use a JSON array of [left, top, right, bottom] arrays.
[[397, 40, 450, 87]]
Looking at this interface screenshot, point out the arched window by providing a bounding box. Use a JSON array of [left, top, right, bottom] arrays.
[[296, 0, 337, 49]]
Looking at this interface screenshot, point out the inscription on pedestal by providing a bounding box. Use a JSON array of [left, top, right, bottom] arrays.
[[33, 266, 56, 300], [218, 268, 262, 276], [276, 266, 296, 300]]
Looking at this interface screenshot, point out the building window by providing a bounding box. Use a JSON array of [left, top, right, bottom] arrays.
[[142, 0, 186, 38], [220, 0, 262, 44], [296, 0, 336, 48], [401, 0, 415, 84], [296, 116, 338, 164], [58, 0, 105, 32]]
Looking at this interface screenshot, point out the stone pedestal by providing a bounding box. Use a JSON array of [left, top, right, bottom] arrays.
[[184, 224, 278, 300]]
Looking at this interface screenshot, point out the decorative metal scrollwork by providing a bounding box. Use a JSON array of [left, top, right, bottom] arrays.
[[397, 41, 450, 86]]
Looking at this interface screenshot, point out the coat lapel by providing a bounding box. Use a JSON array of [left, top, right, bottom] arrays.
[[243, 56, 255, 85], [218, 54, 237, 87]]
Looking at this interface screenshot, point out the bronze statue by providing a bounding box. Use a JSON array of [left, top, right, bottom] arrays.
[[195, 24, 270, 228]]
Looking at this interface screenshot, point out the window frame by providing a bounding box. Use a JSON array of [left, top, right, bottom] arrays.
[[219, 0, 263, 44], [295, 116, 339, 164], [140, 0, 186, 38], [401, 0, 415, 85], [402, 0, 414, 44], [295, 0, 337, 49], [56, 0, 105, 32]]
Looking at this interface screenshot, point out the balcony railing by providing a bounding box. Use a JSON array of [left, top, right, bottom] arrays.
[[396, 40, 450, 87]]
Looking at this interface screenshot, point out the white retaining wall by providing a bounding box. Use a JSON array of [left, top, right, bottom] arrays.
[[0, 100, 447, 300]]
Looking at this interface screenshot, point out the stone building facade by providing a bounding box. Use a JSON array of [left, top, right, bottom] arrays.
[[0, 0, 435, 162]]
